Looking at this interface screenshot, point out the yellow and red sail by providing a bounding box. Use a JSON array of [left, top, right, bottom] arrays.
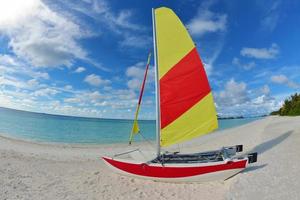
[[155, 7, 218, 147]]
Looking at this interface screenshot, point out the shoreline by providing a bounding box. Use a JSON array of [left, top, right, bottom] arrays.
[[0, 116, 264, 148], [1, 116, 300, 199]]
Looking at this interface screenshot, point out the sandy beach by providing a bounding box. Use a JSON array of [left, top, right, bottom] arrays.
[[1, 116, 300, 200]]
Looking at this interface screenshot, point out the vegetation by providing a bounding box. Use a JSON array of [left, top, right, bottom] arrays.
[[270, 93, 300, 116]]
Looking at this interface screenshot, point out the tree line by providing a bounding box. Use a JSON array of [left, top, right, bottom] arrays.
[[270, 93, 300, 116]]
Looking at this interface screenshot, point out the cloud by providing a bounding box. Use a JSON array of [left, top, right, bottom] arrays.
[[64, 97, 82, 104], [64, 91, 105, 105], [27, 79, 39, 89], [187, 3, 227, 37], [74, 67, 86, 73], [127, 79, 141, 91], [260, 84, 270, 95], [0, 54, 50, 80], [33, 88, 60, 97], [84, 74, 111, 87], [0, 74, 46, 90], [125, 62, 154, 91], [60, 0, 148, 49], [271, 74, 287, 84], [240, 43, 279, 59], [0, 75, 27, 89], [0, 89, 37, 111], [202, 39, 225, 77], [119, 34, 151, 49], [79, 0, 142, 32], [63, 89, 139, 112], [64, 85, 73, 90], [252, 94, 274, 105], [252, 85, 274, 105], [0, 54, 20, 66], [126, 62, 145, 78], [260, 0, 281, 32], [214, 79, 249, 107], [214, 81, 282, 117], [0, 0, 88, 68], [232, 57, 256, 70], [186, 1, 227, 77], [271, 75, 299, 89]]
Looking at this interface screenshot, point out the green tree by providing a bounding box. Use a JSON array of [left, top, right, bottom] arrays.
[[274, 93, 300, 116]]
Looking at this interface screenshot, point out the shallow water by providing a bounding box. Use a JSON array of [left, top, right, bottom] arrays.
[[0, 107, 261, 144]]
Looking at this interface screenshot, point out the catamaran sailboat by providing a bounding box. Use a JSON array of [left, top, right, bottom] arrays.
[[102, 7, 257, 182]]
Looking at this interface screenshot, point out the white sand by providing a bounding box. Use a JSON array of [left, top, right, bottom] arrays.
[[0, 116, 299, 200]]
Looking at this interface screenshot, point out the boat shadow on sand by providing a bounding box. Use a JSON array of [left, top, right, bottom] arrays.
[[241, 130, 293, 174]]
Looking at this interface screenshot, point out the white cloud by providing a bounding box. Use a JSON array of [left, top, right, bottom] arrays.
[[64, 91, 105, 105], [60, 0, 148, 49], [0, 0, 88, 68], [0, 0, 38, 26], [32, 71, 49, 80], [63, 89, 138, 112], [215, 83, 282, 117], [33, 88, 60, 97], [74, 67, 86, 73], [64, 97, 82, 104], [125, 62, 154, 91], [87, 91, 104, 102], [0, 54, 20, 66], [127, 79, 141, 91], [0, 89, 37, 111], [64, 85, 73, 90], [271, 75, 299, 89], [0, 74, 44, 90], [240, 43, 279, 59], [84, 0, 143, 32], [261, 0, 281, 32], [0, 77, 152, 119], [84, 74, 111, 87], [232, 57, 256, 70], [214, 79, 249, 107], [119, 35, 151, 49], [252, 94, 274, 105], [76, 0, 141, 32], [0, 75, 27, 89], [114, 89, 136, 101], [260, 84, 270, 95], [271, 74, 288, 84], [214, 78, 287, 117], [126, 62, 145, 78], [27, 79, 39, 89], [0, 54, 50, 80], [187, 5, 227, 37]]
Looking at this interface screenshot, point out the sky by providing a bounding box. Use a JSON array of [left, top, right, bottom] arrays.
[[0, 0, 299, 119]]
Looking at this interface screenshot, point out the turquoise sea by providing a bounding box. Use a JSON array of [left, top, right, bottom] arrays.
[[0, 107, 261, 144]]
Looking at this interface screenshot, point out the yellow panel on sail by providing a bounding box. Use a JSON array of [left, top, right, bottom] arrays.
[[155, 7, 218, 147]]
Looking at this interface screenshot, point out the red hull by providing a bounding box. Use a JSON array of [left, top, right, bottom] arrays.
[[102, 157, 247, 178]]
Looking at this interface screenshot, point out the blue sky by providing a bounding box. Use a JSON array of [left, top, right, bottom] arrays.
[[0, 0, 299, 119]]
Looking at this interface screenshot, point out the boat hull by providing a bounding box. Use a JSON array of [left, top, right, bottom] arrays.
[[102, 156, 248, 183]]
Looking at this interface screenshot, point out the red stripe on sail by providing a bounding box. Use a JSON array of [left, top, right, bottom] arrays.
[[160, 48, 211, 129]]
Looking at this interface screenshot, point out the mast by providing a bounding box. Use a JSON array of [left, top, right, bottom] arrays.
[[152, 8, 161, 157]]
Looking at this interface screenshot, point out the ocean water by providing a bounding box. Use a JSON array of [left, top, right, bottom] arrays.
[[0, 107, 261, 144]]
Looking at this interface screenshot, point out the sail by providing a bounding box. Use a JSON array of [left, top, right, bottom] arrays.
[[129, 53, 151, 144], [154, 7, 218, 147]]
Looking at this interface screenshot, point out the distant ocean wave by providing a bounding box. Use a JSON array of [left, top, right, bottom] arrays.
[[0, 107, 262, 144]]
